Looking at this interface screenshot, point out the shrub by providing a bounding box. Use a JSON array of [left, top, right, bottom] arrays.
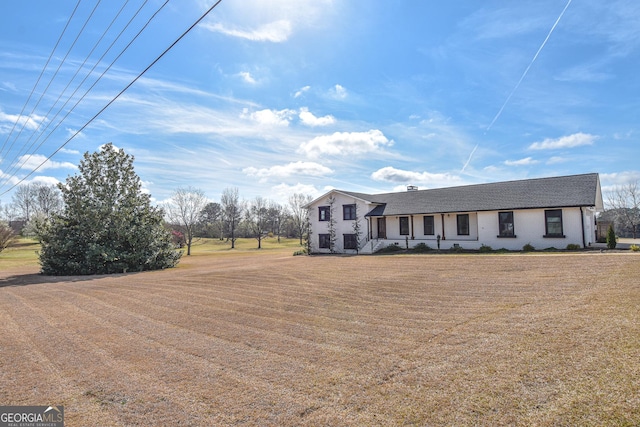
[[171, 230, 186, 248], [39, 144, 181, 275], [630, 244, 640, 252], [293, 249, 307, 256], [449, 244, 464, 253], [566, 243, 581, 251], [376, 244, 404, 254], [479, 244, 493, 253], [606, 224, 617, 249], [412, 243, 432, 253], [522, 243, 535, 252], [0, 223, 17, 253]]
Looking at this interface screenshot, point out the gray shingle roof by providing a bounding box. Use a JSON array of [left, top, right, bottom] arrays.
[[339, 173, 601, 217]]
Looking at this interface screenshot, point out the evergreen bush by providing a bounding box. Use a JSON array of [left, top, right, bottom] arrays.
[[39, 144, 181, 275], [606, 224, 617, 249]]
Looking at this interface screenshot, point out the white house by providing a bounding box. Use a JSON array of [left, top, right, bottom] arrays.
[[306, 173, 604, 254]]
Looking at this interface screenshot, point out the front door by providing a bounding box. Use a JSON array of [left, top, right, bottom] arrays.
[[377, 217, 386, 239]]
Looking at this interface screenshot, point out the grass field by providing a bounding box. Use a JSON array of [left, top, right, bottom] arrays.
[[1, 240, 639, 426]]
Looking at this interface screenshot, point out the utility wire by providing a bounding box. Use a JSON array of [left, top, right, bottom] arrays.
[[0, 0, 103, 164], [0, 0, 224, 196], [0, 0, 162, 191], [0, 0, 82, 159], [4, 0, 147, 183]]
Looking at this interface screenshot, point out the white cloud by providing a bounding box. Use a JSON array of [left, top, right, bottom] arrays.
[[271, 182, 322, 203], [241, 108, 295, 126], [371, 166, 463, 187], [243, 161, 333, 180], [601, 170, 640, 187], [0, 111, 46, 132], [29, 175, 61, 186], [528, 132, 597, 150], [299, 129, 392, 158], [294, 85, 310, 98], [59, 147, 80, 155], [0, 169, 20, 186], [238, 71, 257, 84], [298, 107, 335, 127], [16, 154, 77, 171], [203, 20, 292, 42], [330, 84, 348, 100], [504, 157, 538, 166], [547, 156, 568, 164]]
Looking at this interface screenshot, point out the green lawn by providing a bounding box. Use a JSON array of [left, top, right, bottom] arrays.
[[0, 237, 305, 271], [0, 238, 40, 269]]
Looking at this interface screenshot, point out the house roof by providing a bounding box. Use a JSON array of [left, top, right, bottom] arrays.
[[335, 173, 602, 217]]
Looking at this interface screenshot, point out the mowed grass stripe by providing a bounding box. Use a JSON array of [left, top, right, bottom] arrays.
[[1, 288, 225, 425], [4, 285, 333, 425], [1, 252, 639, 425], [111, 275, 456, 348]]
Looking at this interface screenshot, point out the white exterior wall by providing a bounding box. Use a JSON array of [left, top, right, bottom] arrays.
[[380, 213, 480, 250], [477, 208, 588, 251], [308, 192, 371, 253], [308, 191, 599, 253], [373, 208, 596, 252]]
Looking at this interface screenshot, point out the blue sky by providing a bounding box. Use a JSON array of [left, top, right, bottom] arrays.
[[1, 0, 639, 207]]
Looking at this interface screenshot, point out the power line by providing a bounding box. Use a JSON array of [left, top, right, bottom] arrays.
[[0, 0, 104, 164], [2, 0, 149, 184], [1, 0, 224, 196], [0, 0, 82, 159]]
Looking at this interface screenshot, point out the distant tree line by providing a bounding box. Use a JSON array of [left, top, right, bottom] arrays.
[[164, 187, 312, 254], [600, 180, 640, 239]]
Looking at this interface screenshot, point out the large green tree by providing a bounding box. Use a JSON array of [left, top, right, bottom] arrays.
[[39, 144, 181, 275]]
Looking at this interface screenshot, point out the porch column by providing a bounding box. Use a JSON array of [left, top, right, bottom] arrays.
[[410, 215, 415, 239]]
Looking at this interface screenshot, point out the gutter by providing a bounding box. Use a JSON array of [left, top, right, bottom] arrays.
[[580, 206, 586, 248]]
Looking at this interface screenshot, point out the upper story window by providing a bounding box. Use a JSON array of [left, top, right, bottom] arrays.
[[424, 215, 435, 235], [545, 209, 564, 237], [343, 204, 356, 220], [318, 206, 330, 221], [498, 211, 515, 237], [457, 214, 470, 236], [399, 216, 410, 235]]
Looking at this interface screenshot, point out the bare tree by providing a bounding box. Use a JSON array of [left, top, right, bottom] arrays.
[[167, 187, 208, 255], [607, 180, 640, 238], [221, 187, 243, 249], [0, 222, 17, 253], [33, 183, 62, 217], [289, 193, 312, 245], [246, 196, 269, 249], [267, 201, 287, 243], [12, 183, 36, 221]]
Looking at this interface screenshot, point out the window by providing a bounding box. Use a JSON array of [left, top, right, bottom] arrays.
[[457, 214, 469, 236], [399, 216, 410, 235], [498, 211, 515, 237], [343, 204, 356, 220], [423, 215, 435, 235], [318, 206, 330, 221], [343, 234, 357, 250], [545, 209, 564, 237], [319, 234, 330, 248]]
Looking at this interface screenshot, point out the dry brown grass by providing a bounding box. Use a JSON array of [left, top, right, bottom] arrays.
[[1, 251, 639, 426]]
